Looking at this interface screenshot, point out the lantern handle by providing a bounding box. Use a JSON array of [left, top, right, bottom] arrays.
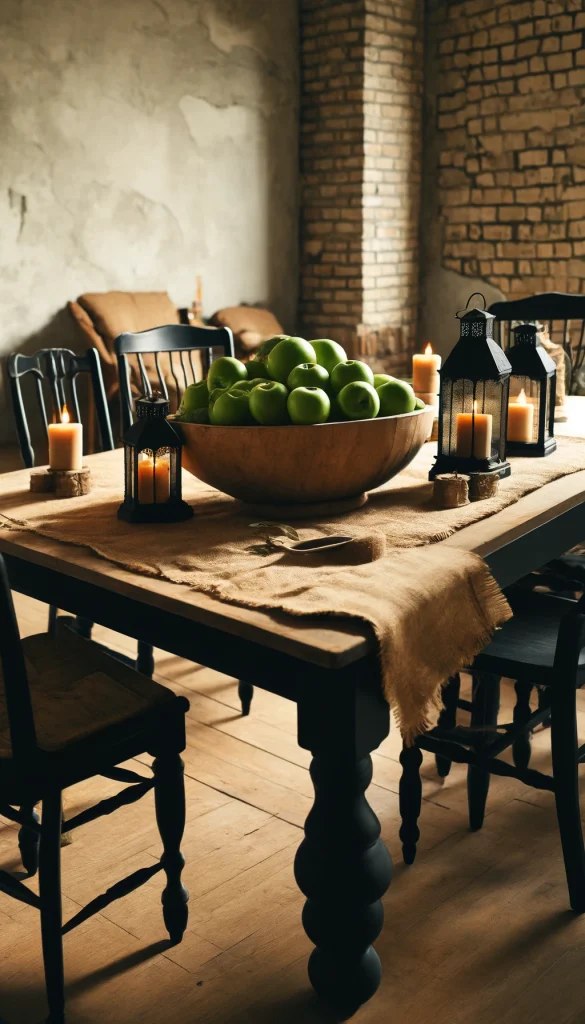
[[456, 292, 487, 318]]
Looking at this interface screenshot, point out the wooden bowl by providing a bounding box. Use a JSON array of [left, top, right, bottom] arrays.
[[176, 407, 434, 508]]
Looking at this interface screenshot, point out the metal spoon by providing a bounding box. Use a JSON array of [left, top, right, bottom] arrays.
[[288, 535, 353, 554]]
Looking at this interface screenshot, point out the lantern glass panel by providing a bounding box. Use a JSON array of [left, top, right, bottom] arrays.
[[509, 375, 545, 443], [440, 378, 506, 460]]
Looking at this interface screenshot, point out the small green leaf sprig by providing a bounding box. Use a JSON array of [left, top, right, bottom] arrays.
[[247, 522, 300, 556]]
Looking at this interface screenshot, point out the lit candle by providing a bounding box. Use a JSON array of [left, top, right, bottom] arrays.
[[456, 401, 492, 459], [48, 406, 83, 471], [137, 455, 171, 504], [507, 388, 534, 443], [413, 343, 441, 395]]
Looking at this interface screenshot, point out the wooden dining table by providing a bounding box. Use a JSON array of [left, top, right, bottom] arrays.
[[1, 400, 584, 1017]]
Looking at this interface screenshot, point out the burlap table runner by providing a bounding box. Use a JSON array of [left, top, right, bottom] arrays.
[[2, 438, 585, 738]]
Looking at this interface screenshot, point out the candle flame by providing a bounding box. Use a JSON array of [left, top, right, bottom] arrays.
[[516, 389, 527, 406], [473, 400, 478, 413], [61, 405, 70, 424], [424, 343, 433, 355]]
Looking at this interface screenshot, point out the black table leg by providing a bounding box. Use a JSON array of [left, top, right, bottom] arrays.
[[467, 672, 500, 832], [295, 659, 392, 1017]]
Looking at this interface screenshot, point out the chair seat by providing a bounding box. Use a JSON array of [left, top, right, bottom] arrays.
[[0, 627, 176, 758], [473, 590, 585, 683]]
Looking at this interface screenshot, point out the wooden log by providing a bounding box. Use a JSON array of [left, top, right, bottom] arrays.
[[433, 473, 470, 509], [30, 467, 91, 498]]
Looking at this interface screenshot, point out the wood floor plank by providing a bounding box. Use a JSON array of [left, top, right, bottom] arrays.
[[3, 589, 585, 1022]]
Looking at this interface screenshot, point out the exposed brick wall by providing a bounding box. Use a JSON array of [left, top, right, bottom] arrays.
[[361, 1, 423, 372], [299, 0, 365, 350], [430, 0, 585, 300], [298, 0, 423, 372]]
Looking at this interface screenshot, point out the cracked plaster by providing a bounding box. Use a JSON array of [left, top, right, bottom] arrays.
[[0, 0, 299, 443]]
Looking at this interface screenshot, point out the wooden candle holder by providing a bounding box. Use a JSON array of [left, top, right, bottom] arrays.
[[30, 466, 91, 499], [433, 472, 470, 509], [468, 472, 499, 502]]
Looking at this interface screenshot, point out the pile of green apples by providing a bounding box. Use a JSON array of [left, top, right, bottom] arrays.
[[175, 335, 424, 427]]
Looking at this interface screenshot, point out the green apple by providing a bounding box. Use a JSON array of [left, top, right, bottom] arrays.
[[246, 358, 271, 379], [287, 386, 330, 425], [208, 386, 227, 413], [377, 379, 417, 416], [414, 397, 426, 410], [188, 407, 210, 424], [209, 389, 254, 426], [176, 380, 209, 420], [373, 373, 396, 389], [338, 381, 380, 420], [257, 335, 290, 359], [287, 362, 330, 392], [230, 378, 265, 394], [311, 339, 347, 375], [249, 381, 289, 425], [330, 359, 375, 394], [267, 337, 317, 385], [207, 356, 248, 392]]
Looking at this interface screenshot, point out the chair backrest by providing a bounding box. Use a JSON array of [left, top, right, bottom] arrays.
[[7, 347, 114, 469], [0, 554, 37, 762], [488, 293, 585, 391], [115, 324, 234, 433]]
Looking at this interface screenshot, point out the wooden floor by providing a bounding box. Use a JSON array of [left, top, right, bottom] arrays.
[[2, 598, 585, 1023]]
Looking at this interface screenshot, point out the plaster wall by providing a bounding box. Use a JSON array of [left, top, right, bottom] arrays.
[[0, 0, 299, 442]]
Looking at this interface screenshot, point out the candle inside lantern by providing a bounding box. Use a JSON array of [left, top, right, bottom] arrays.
[[507, 388, 534, 444], [48, 406, 83, 471], [456, 401, 492, 459], [137, 454, 171, 504], [413, 343, 441, 395]]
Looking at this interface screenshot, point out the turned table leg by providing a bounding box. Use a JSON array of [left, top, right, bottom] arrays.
[[295, 660, 392, 1017]]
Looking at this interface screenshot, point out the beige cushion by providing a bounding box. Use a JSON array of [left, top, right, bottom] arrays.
[[208, 306, 284, 359]]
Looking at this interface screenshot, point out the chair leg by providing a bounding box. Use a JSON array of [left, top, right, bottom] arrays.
[[435, 674, 460, 778], [467, 672, 500, 832], [399, 743, 423, 864], [137, 641, 155, 678], [18, 802, 40, 877], [153, 751, 189, 944], [48, 605, 58, 635], [73, 616, 93, 640], [238, 680, 254, 716], [39, 789, 65, 1024], [550, 684, 585, 912], [538, 686, 552, 729], [512, 681, 533, 771]]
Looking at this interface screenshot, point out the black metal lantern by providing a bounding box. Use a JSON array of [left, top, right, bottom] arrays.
[[430, 293, 512, 481], [117, 394, 193, 523], [506, 322, 556, 458]]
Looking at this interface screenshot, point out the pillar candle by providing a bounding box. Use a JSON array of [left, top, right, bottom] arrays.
[[48, 408, 83, 471], [507, 389, 534, 443], [455, 403, 492, 459], [137, 456, 171, 504], [412, 344, 441, 394]]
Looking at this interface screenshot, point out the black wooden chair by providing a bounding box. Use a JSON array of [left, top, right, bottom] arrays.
[[115, 323, 234, 434], [114, 325, 253, 715], [488, 291, 585, 393], [399, 574, 585, 912], [7, 347, 114, 638], [0, 553, 189, 1022]]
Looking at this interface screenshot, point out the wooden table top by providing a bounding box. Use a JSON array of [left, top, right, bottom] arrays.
[[1, 399, 584, 669]]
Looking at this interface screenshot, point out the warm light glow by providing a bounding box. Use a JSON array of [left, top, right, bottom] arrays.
[[516, 389, 527, 406], [61, 405, 70, 424], [473, 400, 478, 414], [424, 343, 433, 355]]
